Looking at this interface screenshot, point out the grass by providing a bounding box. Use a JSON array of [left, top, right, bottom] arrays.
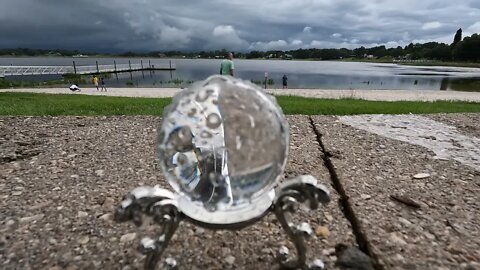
[[0, 92, 479, 116]]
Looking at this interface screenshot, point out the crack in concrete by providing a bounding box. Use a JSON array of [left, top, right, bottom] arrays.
[[308, 116, 384, 270]]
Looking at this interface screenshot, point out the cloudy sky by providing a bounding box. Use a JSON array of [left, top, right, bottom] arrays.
[[1, 0, 479, 52]]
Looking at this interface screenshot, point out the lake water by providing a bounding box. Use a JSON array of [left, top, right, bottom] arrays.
[[1, 57, 480, 91]]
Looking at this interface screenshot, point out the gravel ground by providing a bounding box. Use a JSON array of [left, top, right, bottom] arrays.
[[0, 116, 354, 270], [312, 114, 480, 270], [426, 113, 480, 138]]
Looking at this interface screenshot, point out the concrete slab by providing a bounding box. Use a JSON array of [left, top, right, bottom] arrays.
[[0, 116, 354, 269], [312, 115, 480, 269], [427, 113, 480, 138]]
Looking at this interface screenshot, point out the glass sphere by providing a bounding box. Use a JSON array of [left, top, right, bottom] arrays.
[[156, 75, 289, 224]]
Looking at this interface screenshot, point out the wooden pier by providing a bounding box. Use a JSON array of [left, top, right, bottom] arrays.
[[0, 61, 175, 77]]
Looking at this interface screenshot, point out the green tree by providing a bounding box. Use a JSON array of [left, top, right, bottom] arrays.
[[452, 34, 480, 61], [453, 28, 463, 46]]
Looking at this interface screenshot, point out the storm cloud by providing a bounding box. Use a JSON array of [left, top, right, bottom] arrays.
[[0, 0, 479, 52]]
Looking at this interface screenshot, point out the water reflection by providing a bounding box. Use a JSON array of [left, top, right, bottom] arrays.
[[2, 57, 480, 91]]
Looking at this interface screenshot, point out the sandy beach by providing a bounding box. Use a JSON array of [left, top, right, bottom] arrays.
[[1, 87, 480, 102]]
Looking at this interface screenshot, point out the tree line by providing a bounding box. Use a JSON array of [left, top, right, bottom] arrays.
[[1, 29, 479, 61]]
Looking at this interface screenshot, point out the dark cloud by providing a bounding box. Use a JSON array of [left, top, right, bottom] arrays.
[[0, 0, 478, 52]]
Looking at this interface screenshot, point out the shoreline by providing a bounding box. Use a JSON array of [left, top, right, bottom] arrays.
[[1, 87, 480, 102]]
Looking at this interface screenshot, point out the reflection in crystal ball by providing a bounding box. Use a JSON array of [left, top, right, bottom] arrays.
[[157, 75, 288, 223]]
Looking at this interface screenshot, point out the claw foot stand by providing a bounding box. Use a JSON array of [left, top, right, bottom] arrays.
[[115, 175, 330, 270]]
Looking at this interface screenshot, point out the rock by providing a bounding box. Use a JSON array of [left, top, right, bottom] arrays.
[[464, 262, 480, 270], [324, 213, 333, 222], [48, 237, 57, 245], [195, 227, 205, 234], [78, 236, 89, 245], [360, 194, 372, 200], [52, 187, 61, 191], [103, 197, 115, 207], [221, 247, 231, 256], [322, 248, 335, 256], [389, 233, 407, 246], [120, 233, 137, 243], [77, 211, 88, 218], [413, 173, 430, 179], [19, 214, 44, 224], [12, 191, 23, 196], [315, 226, 330, 239], [225, 255, 235, 265], [335, 244, 374, 270], [95, 170, 104, 177], [398, 217, 412, 227], [393, 254, 405, 262], [6, 220, 15, 226], [99, 213, 112, 221], [70, 174, 79, 179], [308, 259, 325, 269]]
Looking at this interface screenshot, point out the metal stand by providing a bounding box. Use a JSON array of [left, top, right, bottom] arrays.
[[115, 175, 330, 270]]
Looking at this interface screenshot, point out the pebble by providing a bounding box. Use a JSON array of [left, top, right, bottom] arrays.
[[225, 255, 236, 265], [99, 213, 112, 221], [52, 187, 61, 191], [221, 247, 231, 257], [73, 255, 82, 261], [19, 214, 44, 223], [48, 237, 57, 245], [393, 254, 405, 262], [77, 211, 88, 218], [322, 248, 335, 256], [398, 217, 412, 227], [95, 170, 104, 177], [70, 174, 79, 179], [6, 219, 15, 226], [389, 233, 407, 245], [78, 236, 90, 245], [12, 191, 23, 196], [120, 233, 137, 243], [360, 194, 372, 200], [413, 173, 430, 179], [315, 226, 330, 239]]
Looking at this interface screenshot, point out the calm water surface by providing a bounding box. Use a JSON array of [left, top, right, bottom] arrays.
[[1, 57, 480, 91]]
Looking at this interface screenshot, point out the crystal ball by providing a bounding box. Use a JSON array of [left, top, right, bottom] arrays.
[[156, 75, 289, 224]]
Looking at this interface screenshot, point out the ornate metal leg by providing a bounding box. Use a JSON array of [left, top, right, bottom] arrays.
[[115, 185, 183, 270], [272, 175, 331, 270]]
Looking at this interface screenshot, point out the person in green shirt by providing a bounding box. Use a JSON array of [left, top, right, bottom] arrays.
[[220, 52, 235, 76]]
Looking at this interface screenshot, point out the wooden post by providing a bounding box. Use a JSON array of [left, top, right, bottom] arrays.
[[73, 61, 77, 74], [129, 60, 132, 71], [141, 60, 144, 69], [114, 60, 117, 73], [149, 60, 151, 69], [169, 60, 172, 70], [96, 61, 99, 74]]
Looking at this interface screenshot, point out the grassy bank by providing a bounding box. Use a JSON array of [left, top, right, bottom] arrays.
[[0, 92, 479, 116]]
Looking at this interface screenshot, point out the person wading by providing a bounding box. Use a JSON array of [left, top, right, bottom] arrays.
[[220, 52, 235, 77]]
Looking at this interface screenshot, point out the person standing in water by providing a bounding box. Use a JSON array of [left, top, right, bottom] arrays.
[[220, 52, 235, 77]]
